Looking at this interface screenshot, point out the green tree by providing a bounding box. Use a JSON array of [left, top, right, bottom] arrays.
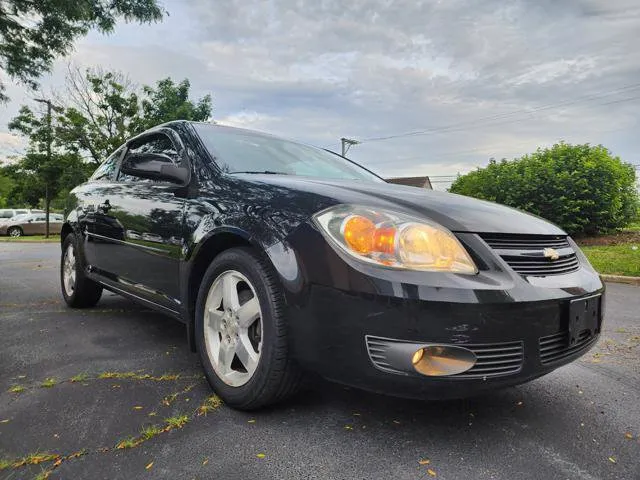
[[136, 78, 212, 131], [55, 66, 140, 166], [450, 143, 639, 235], [0, 170, 15, 207], [8, 105, 87, 233], [0, 0, 164, 101], [55, 68, 213, 166]]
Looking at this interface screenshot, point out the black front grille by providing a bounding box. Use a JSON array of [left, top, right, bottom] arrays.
[[539, 329, 598, 364], [480, 234, 580, 276], [365, 336, 523, 378]]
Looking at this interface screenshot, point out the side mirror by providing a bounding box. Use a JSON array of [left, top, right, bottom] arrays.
[[120, 152, 190, 185]]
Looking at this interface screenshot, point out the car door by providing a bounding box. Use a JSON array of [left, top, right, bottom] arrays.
[[90, 129, 187, 312], [24, 214, 46, 234], [79, 148, 124, 270]]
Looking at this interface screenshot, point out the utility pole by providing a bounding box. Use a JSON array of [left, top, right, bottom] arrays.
[[34, 98, 53, 239], [341, 137, 359, 157]]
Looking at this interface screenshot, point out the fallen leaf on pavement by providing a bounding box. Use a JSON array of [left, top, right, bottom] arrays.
[[145, 462, 154, 470], [344, 425, 353, 430], [53, 458, 62, 467], [202, 458, 209, 465], [247, 419, 256, 423], [256, 453, 266, 459], [428, 468, 437, 476], [608, 456, 617, 464], [418, 459, 430, 465], [133, 406, 143, 410], [624, 433, 633, 440], [0, 419, 9, 423]]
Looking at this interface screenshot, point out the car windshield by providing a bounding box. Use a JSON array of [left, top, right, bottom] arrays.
[[193, 124, 383, 183]]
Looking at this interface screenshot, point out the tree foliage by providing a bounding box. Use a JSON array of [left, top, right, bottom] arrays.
[[137, 78, 212, 132], [0, 0, 164, 101], [3, 68, 212, 210], [7, 104, 89, 210], [55, 67, 213, 166], [449, 143, 639, 235]]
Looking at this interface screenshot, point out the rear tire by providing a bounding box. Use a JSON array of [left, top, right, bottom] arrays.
[[195, 247, 301, 410], [7, 227, 22, 237], [61, 234, 103, 308]]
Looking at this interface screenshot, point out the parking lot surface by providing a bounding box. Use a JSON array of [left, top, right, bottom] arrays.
[[1, 242, 639, 479]]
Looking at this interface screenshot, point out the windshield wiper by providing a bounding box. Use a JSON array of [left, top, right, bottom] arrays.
[[228, 170, 289, 175]]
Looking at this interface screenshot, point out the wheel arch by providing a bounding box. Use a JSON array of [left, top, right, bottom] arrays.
[[185, 230, 255, 351], [60, 223, 73, 248]]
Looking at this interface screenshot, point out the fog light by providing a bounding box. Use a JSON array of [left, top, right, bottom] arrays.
[[412, 345, 477, 376]]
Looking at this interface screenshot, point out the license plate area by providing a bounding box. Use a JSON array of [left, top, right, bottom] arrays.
[[568, 295, 602, 345]]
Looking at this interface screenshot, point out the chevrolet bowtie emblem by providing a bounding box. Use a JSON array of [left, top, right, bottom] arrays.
[[543, 247, 560, 260]]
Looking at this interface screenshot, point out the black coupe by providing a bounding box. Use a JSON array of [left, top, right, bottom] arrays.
[[60, 121, 604, 409]]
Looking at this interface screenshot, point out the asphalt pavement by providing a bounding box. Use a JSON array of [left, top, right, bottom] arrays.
[[1, 242, 639, 480]]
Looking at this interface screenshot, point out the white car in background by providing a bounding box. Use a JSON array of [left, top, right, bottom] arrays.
[[0, 209, 44, 224]]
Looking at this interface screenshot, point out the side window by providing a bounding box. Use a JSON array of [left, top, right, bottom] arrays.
[[35, 215, 46, 222], [0, 211, 13, 218], [90, 148, 123, 182], [118, 133, 180, 183]]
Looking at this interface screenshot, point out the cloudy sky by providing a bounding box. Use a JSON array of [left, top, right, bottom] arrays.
[[2, 0, 640, 187]]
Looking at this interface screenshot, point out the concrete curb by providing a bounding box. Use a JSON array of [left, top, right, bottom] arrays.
[[601, 274, 640, 285]]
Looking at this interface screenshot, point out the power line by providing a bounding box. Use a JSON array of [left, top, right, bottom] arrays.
[[356, 81, 640, 144]]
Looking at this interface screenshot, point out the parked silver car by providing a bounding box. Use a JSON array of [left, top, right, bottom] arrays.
[[0, 213, 63, 237]]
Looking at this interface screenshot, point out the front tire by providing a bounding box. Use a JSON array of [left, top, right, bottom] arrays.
[[7, 227, 22, 237], [195, 247, 301, 410], [61, 234, 103, 308]]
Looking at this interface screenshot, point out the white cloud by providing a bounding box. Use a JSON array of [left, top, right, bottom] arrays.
[[1, 0, 640, 178]]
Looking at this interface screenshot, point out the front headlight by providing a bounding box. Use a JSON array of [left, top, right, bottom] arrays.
[[313, 204, 478, 274]]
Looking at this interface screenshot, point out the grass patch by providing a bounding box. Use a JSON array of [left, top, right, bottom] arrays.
[[115, 436, 141, 450], [582, 245, 640, 277], [0, 235, 59, 243], [8, 385, 25, 393], [34, 468, 53, 480], [140, 424, 165, 441], [97, 371, 183, 382], [116, 414, 189, 451], [0, 458, 12, 470], [12, 452, 59, 468], [69, 373, 89, 383], [198, 395, 223, 416], [40, 378, 57, 388], [164, 414, 190, 429]]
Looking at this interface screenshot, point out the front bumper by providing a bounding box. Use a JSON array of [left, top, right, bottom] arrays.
[[287, 284, 603, 399], [282, 225, 605, 399]]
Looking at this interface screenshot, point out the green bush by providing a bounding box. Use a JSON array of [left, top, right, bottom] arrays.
[[449, 143, 639, 235]]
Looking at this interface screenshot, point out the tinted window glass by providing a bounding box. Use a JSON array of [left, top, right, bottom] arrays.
[[90, 148, 122, 182], [16, 210, 28, 215], [119, 133, 179, 182], [193, 124, 382, 182], [35, 215, 46, 221], [0, 211, 13, 218]]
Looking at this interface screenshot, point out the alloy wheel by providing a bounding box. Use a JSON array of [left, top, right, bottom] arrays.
[[8, 228, 21, 237], [203, 270, 263, 387], [62, 244, 76, 296]]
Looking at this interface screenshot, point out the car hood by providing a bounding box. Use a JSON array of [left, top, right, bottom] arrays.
[[236, 174, 566, 235]]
